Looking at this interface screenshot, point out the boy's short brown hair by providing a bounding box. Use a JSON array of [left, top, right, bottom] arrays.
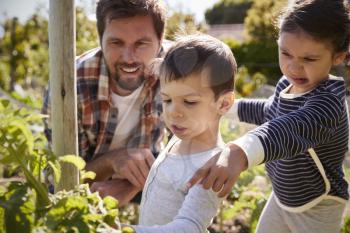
[[159, 34, 237, 100]]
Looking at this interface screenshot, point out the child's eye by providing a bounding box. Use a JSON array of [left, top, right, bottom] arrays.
[[162, 99, 171, 104], [184, 100, 198, 105], [282, 52, 291, 57], [303, 58, 317, 62]]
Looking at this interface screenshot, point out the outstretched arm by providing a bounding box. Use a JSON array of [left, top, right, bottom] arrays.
[[188, 93, 344, 197]]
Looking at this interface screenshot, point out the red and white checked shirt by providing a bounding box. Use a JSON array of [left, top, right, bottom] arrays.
[[42, 48, 165, 161]]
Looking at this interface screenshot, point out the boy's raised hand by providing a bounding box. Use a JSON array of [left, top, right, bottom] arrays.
[[187, 144, 248, 197]]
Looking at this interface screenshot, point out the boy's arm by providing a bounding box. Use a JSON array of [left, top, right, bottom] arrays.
[[131, 185, 222, 233], [189, 93, 344, 197], [225, 98, 272, 125], [245, 93, 343, 163]]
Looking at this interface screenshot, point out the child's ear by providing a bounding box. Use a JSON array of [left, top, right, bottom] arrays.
[[217, 91, 234, 115], [333, 51, 347, 66]]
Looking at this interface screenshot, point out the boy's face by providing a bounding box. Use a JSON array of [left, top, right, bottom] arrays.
[[101, 15, 161, 96], [160, 74, 221, 143], [278, 31, 346, 94]]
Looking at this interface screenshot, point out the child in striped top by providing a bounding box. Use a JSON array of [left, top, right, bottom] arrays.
[[189, 0, 350, 232]]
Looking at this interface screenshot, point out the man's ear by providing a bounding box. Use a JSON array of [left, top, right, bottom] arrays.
[[217, 91, 234, 115], [333, 51, 347, 66]]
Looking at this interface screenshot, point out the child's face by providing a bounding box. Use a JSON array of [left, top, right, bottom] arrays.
[[278, 31, 346, 94], [160, 74, 221, 143]]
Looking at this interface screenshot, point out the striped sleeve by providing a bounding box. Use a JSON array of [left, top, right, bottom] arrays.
[[237, 97, 272, 125], [249, 93, 343, 163]]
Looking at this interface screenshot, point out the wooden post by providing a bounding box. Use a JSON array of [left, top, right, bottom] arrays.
[[49, 0, 79, 191]]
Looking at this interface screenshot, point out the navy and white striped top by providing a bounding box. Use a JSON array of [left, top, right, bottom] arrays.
[[236, 76, 349, 212]]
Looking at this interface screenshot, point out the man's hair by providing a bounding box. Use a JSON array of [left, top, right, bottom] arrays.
[[278, 0, 350, 54], [96, 0, 166, 42], [159, 34, 237, 100]]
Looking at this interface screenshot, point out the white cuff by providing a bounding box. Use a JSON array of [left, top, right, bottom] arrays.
[[231, 134, 264, 169]]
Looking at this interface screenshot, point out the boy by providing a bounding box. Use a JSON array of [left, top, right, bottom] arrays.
[[131, 34, 237, 233]]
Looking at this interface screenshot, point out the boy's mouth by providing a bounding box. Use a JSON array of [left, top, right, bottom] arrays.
[[171, 124, 187, 134], [289, 76, 308, 85]]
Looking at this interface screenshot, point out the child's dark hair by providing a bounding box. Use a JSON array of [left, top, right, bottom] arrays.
[[278, 0, 350, 54], [96, 0, 166, 42], [159, 34, 237, 100]]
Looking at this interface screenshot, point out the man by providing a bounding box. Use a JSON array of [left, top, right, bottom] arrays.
[[42, 0, 167, 205]]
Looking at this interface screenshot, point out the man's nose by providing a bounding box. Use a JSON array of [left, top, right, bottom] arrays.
[[122, 47, 136, 64]]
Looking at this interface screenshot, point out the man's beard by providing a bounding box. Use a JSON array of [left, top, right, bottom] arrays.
[[113, 63, 145, 92]]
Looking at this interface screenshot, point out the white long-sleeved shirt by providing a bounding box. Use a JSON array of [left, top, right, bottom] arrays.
[[132, 137, 223, 233]]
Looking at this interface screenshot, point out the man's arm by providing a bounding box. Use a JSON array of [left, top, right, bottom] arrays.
[[86, 148, 155, 188], [90, 179, 141, 206]]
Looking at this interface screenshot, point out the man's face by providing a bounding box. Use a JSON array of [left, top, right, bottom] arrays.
[[101, 15, 161, 96]]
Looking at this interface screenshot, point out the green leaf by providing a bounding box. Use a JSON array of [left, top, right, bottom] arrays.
[[47, 160, 61, 185], [59, 155, 86, 171], [103, 196, 118, 211], [81, 171, 96, 181], [122, 226, 136, 233]]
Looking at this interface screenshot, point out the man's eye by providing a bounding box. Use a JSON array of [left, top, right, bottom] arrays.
[[111, 41, 122, 46], [136, 41, 149, 47]]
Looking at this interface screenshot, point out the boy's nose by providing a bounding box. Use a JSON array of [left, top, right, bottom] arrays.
[[168, 104, 184, 118], [288, 60, 303, 73]]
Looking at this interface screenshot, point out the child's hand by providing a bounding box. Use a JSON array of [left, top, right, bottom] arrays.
[[187, 144, 248, 197]]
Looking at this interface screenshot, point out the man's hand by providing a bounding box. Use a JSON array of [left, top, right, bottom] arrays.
[[187, 144, 248, 198], [86, 148, 155, 188], [110, 148, 155, 188], [90, 179, 141, 207]]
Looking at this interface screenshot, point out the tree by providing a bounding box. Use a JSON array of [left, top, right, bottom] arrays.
[[244, 0, 286, 42], [76, 7, 99, 56], [165, 11, 206, 41], [205, 0, 253, 25], [0, 17, 31, 91], [0, 7, 99, 93]]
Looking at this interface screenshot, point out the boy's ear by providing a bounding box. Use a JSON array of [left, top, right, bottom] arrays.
[[217, 91, 234, 115], [333, 51, 347, 66]]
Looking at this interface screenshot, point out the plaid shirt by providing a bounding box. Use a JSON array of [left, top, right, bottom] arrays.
[[42, 48, 165, 162]]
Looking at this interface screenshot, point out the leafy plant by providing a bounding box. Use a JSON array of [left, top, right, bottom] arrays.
[[341, 214, 350, 233], [0, 98, 132, 233]]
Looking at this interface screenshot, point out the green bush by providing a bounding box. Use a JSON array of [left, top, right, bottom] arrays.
[[205, 0, 253, 24], [225, 38, 281, 85], [342, 214, 350, 233], [0, 98, 130, 233]]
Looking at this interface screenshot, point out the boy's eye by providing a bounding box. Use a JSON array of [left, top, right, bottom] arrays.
[[303, 57, 317, 62], [282, 51, 291, 57], [184, 100, 198, 105], [162, 99, 171, 104]]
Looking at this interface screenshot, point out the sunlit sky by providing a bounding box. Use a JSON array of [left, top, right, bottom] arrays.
[[0, 0, 220, 23]]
